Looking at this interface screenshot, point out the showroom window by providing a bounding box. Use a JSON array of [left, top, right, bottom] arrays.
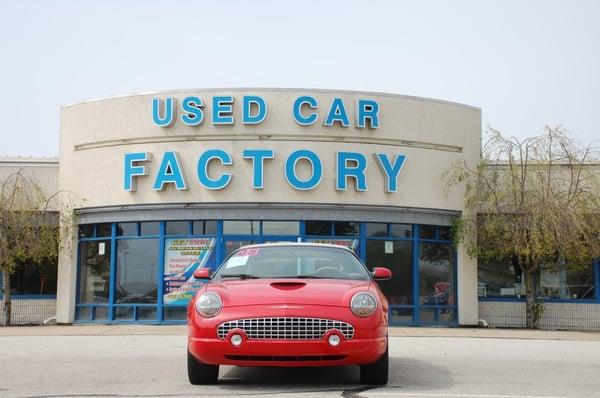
[[75, 220, 461, 325], [478, 257, 598, 301]]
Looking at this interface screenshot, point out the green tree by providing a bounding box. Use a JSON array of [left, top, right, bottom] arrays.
[[447, 127, 600, 328], [0, 169, 59, 326]]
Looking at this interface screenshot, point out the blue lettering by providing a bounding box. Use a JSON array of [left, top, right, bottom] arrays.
[[357, 99, 379, 129], [197, 149, 233, 189], [152, 97, 175, 127], [374, 153, 406, 192], [285, 150, 322, 190], [324, 98, 350, 127], [336, 152, 367, 191], [242, 149, 275, 189], [153, 151, 187, 190], [292, 96, 318, 125], [124, 152, 149, 191], [243, 96, 267, 124], [212, 96, 234, 125], [181, 96, 204, 126]]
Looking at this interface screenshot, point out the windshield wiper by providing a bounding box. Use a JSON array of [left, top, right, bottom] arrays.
[[274, 275, 327, 279], [218, 273, 260, 279]]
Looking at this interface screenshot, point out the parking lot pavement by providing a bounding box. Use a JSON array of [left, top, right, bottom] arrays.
[[0, 329, 599, 398]]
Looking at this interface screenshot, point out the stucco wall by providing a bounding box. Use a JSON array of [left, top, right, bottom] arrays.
[[56, 88, 482, 324]]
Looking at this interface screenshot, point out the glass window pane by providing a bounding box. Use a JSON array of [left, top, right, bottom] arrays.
[[478, 257, 522, 298], [390, 224, 411, 238], [10, 256, 57, 295], [438, 226, 452, 241], [225, 240, 257, 257], [366, 240, 412, 305], [262, 221, 299, 235], [334, 222, 358, 236], [204, 221, 217, 235], [114, 306, 134, 320], [192, 221, 205, 235], [223, 221, 260, 235], [164, 306, 187, 321], [166, 221, 189, 235], [305, 221, 331, 236], [117, 222, 137, 237], [96, 223, 112, 238], [93, 306, 108, 321], [137, 307, 157, 321], [76, 306, 91, 321], [366, 223, 387, 237], [78, 240, 111, 304], [538, 261, 595, 300], [116, 239, 158, 303], [390, 307, 413, 323], [419, 225, 436, 240], [140, 222, 160, 236], [419, 243, 455, 307], [78, 224, 94, 239]]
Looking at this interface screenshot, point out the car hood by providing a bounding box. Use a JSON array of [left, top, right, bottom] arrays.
[[204, 278, 372, 308]]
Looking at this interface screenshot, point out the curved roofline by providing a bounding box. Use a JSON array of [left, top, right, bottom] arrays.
[[62, 87, 480, 111]]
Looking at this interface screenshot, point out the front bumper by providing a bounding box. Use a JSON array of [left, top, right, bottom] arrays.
[[188, 335, 387, 367], [187, 304, 388, 367]]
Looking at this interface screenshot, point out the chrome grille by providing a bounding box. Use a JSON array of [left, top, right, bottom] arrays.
[[217, 317, 354, 340]]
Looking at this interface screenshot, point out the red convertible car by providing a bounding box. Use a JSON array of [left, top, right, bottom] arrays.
[[187, 242, 391, 385]]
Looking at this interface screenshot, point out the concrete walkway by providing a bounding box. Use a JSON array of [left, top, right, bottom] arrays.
[[1, 324, 599, 340]]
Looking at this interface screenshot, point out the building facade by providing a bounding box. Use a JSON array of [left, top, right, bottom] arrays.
[[3, 88, 598, 328], [55, 88, 480, 325]]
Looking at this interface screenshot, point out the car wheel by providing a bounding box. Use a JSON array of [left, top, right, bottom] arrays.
[[359, 343, 389, 385], [188, 350, 219, 385]]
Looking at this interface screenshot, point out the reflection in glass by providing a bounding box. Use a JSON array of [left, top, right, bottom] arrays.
[[419, 243, 455, 307], [78, 240, 111, 303], [262, 221, 300, 235], [478, 257, 522, 298], [366, 223, 387, 237], [334, 222, 359, 236], [140, 222, 160, 236], [117, 222, 137, 236], [116, 239, 158, 303], [166, 221, 190, 235], [225, 240, 257, 257], [419, 225, 436, 240], [223, 221, 260, 235], [78, 224, 94, 239], [390, 224, 411, 238], [164, 306, 187, 321], [96, 223, 112, 237], [305, 221, 331, 236], [366, 240, 412, 305], [538, 262, 595, 300]]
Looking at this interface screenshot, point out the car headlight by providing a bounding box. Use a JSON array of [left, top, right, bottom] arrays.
[[351, 292, 377, 317], [195, 292, 222, 318]]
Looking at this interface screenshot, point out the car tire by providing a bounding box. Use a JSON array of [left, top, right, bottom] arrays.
[[188, 350, 219, 385], [359, 343, 389, 385]]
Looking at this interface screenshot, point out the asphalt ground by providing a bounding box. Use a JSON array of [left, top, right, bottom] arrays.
[[0, 326, 599, 398]]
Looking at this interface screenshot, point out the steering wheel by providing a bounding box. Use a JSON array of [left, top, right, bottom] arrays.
[[314, 266, 344, 277]]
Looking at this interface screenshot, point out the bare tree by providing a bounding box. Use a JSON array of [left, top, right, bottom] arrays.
[[447, 126, 600, 328], [0, 169, 59, 326]]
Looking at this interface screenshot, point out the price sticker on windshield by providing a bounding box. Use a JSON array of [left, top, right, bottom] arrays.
[[236, 248, 260, 257]]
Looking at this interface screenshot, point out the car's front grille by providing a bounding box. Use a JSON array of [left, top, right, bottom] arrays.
[[225, 355, 347, 361], [217, 317, 355, 340]]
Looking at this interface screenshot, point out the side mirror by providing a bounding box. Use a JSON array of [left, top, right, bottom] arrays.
[[193, 268, 212, 279], [372, 267, 392, 280]]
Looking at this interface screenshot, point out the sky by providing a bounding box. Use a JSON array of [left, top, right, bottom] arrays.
[[1, 0, 599, 157]]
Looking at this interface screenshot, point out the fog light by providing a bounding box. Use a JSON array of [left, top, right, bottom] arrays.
[[328, 334, 341, 346], [230, 333, 243, 346]]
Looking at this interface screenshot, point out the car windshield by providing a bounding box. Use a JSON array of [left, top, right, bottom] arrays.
[[213, 246, 370, 281]]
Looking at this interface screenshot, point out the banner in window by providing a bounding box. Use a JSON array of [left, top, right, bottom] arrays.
[[163, 238, 216, 305]]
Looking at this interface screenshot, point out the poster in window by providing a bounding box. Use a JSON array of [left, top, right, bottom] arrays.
[[306, 239, 359, 252], [163, 238, 216, 305]]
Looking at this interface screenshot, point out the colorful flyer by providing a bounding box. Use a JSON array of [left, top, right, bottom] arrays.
[[163, 238, 216, 305]]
